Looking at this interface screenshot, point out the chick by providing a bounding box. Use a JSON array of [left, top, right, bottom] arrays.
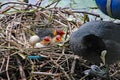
[[29, 28, 65, 47], [37, 28, 65, 40], [69, 21, 120, 65], [53, 29, 65, 37], [35, 36, 51, 48], [52, 35, 64, 43]]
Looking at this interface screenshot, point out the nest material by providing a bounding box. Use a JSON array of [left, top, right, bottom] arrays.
[[0, 1, 120, 80]]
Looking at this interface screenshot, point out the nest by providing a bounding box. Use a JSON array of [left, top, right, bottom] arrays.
[[0, 1, 120, 80]]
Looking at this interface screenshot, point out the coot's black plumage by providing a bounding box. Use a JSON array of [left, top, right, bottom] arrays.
[[70, 21, 120, 65]]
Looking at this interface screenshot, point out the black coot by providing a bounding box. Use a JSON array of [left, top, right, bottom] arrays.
[[69, 21, 120, 65]]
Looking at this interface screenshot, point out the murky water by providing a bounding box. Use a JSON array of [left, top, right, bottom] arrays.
[[0, 0, 113, 20]]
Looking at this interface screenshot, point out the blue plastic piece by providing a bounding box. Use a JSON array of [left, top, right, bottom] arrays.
[[28, 55, 43, 59], [95, 0, 120, 19]]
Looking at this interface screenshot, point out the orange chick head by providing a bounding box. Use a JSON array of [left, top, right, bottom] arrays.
[[54, 35, 63, 42], [54, 29, 65, 37], [41, 36, 51, 45]]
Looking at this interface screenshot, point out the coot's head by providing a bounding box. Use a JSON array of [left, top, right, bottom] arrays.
[[80, 34, 107, 64]]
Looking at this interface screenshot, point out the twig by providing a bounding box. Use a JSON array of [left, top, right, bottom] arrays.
[[56, 54, 63, 63], [0, 58, 5, 72], [70, 57, 76, 74], [45, 0, 61, 8], [16, 57, 27, 80], [53, 19, 68, 27], [54, 0, 61, 7], [71, 10, 101, 18], [31, 72, 60, 76], [110, 70, 120, 77], [50, 57, 72, 80], [79, 75, 88, 80], [5, 21, 12, 80], [0, 6, 14, 14], [6, 56, 10, 80], [0, 2, 40, 8]]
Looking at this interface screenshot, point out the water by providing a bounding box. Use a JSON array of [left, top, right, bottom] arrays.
[[0, 0, 114, 20], [0, 0, 97, 8]]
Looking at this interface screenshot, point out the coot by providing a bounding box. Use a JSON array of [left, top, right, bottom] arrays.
[[70, 21, 120, 65]]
